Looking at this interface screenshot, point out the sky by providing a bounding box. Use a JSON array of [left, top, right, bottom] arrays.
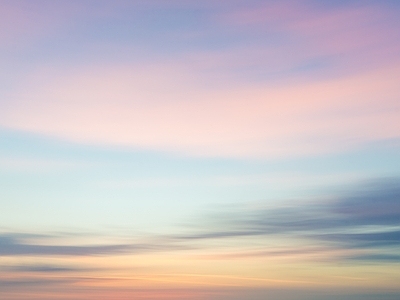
[[0, 0, 400, 299]]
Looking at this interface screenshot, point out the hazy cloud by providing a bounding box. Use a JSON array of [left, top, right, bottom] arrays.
[[0, 235, 132, 256], [1, 179, 399, 263], [176, 178, 400, 262], [2, 264, 92, 273]]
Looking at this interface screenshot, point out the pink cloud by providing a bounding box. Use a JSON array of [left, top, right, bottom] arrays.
[[1, 61, 399, 158], [1, 1, 399, 158], [216, 1, 400, 74], [0, 1, 89, 49]]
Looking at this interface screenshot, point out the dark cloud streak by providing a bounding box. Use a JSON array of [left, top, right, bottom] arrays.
[[0, 235, 134, 256], [1, 179, 399, 263], [175, 178, 400, 262]]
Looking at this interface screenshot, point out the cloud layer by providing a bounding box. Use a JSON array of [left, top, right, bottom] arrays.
[[1, 178, 399, 298], [1, 1, 399, 158], [175, 178, 400, 262], [1, 178, 399, 260]]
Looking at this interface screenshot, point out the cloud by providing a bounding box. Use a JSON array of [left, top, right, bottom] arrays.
[[1, 179, 399, 263], [0, 230, 188, 257], [2, 62, 399, 158], [217, 0, 400, 68], [0, 234, 133, 256], [1, 1, 399, 158], [0, 157, 89, 173], [0, 278, 73, 288], [175, 178, 400, 262], [0, 232, 170, 256], [350, 253, 400, 262], [3, 264, 90, 273], [0, 0, 84, 48]]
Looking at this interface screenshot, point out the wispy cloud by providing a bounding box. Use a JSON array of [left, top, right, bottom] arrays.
[[0, 234, 133, 256], [2, 62, 399, 158], [174, 178, 400, 262], [0, 157, 91, 173], [1, 178, 398, 263], [1, 1, 399, 158], [3, 263, 91, 273], [217, 1, 400, 67], [0, 178, 399, 299], [0, 230, 187, 257]]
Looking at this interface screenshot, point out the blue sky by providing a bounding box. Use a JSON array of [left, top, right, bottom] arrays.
[[2, 128, 399, 232]]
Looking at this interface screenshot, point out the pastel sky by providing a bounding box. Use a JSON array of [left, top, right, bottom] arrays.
[[1, 0, 400, 299]]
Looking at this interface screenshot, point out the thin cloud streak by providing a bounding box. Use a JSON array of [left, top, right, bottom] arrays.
[[2, 264, 92, 273], [174, 178, 400, 262], [0, 233, 185, 257], [1, 179, 399, 262], [0, 179, 399, 299], [0, 235, 132, 256]]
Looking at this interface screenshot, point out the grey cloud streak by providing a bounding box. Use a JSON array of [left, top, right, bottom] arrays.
[[0, 234, 134, 256], [3, 264, 94, 273], [175, 178, 400, 262], [0, 232, 186, 257], [1, 178, 399, 263]]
